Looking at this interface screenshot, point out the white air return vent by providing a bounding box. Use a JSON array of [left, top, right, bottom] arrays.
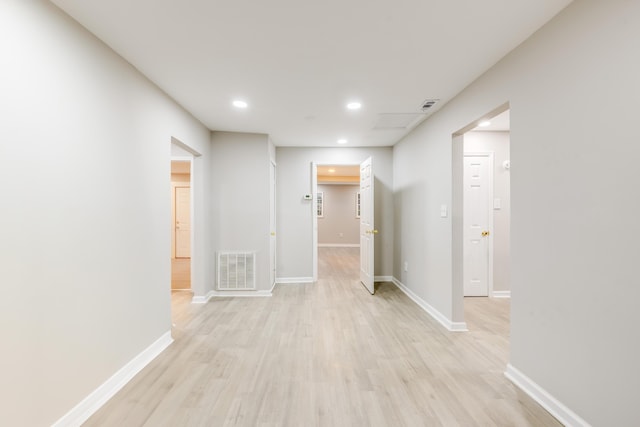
[[420, 99, 440, 111], [373, 113, 424, 130], [217, 251, 256, 290]]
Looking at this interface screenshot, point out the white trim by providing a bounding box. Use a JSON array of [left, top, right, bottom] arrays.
[[191, 292, 213, 304], [53, 331, 173, 427], [392, 278, 468, 332], [492, 290, 511, 298], [375, 276, 393, 282], [505, 364, 591, 427], [275, 277, 314, 284], [192, 289, 272, 303], [318, 243, 360, 248]]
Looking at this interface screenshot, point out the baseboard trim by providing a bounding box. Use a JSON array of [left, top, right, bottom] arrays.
[[375, 276, 394, 282], [318, 243, 360, 248], [192, 289, 273, 303], [492, 290, 511, 298], [505, 364, 591, 427], [53, 331, 173, 427], [275, 277, 314, 284], [391, 277, 468, 332]]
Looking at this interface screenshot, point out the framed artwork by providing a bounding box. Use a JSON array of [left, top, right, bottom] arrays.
[[355, 191, 361, 218], [317, 191, 324, 217]]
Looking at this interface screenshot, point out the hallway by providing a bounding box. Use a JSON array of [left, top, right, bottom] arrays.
[[85, 248, 559, 426]]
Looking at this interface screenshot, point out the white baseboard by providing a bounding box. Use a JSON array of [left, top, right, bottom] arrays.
[[192, 289, 273, 303], [492, 290, 511, 298], [505, 364, 591, 427], [275, 277, 314, 284], [318, 243, 360, 248], [391, 278, 468, 332], [53, 331, 173, 427], [375, 276, 394, 282]]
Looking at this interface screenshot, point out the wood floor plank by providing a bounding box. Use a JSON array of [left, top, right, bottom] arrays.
[[84, 247, 560, 426]]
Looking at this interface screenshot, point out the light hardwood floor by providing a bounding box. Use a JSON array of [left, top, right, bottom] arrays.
[[85, 247, 560, 426], [171, 258, 191, 290]]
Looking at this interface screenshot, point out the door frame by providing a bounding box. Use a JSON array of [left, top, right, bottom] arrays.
[[451, 102, 509, 328], [311, 161, 361, 282], [171, 155, 194, 261], [463, 152, 495, 297], [170, 136, 202, 299]]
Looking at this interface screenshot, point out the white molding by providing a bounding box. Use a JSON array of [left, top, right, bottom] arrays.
[[318, 243, 360, 248], [275, 277, 314, 284], [492, 290, 511, 298], [374, 276, 393, 282], [392, 278, 468, 332], [505, 364, 591, 427], [191, 291, 214, 304], [53, 331, 173, 427], [191, 288, 273, 303]]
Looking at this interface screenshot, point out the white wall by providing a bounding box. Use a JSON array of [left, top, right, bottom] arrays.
[[393, 1, 640, 425], [210, 131, 272, 292], [276, 147, 393, 280], [0, 2, 212, 425], [464, 131, 510, 293], [317, 184, 360, 245]]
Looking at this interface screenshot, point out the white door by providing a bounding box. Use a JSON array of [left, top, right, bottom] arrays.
[[269, 161, 277, 287], [312, 162, 318, 281], [463, 154, 492, 296], [359, 157, 375, 294], [175, 186, 191, 258]]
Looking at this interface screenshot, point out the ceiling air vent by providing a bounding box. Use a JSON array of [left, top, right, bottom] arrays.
[[420, 99, 440, 111]]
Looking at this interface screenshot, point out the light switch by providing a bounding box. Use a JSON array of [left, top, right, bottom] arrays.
[[493, 198, 501, 210], [440, 204, 448, 218]]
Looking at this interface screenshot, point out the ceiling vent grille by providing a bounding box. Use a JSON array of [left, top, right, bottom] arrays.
[[217, 251, 256, 290], [420, 99, 440, 111]]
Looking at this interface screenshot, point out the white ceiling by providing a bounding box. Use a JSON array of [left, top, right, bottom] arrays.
[[50, 0, 571, 147]]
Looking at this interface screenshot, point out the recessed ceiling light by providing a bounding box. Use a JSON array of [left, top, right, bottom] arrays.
[[337, 139, 348, 144], [346, 102, 362, 110], [328, 168, 336, 173], [232, 100, 248, 109], [478, 120, 491, 127]]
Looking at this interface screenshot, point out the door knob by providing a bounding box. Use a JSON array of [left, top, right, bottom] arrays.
[[372, 229, 379, 234], [481, 230, 490, 237]]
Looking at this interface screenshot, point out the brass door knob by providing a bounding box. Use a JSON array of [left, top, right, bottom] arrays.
[[372, 229, 379, 234], [481, 230, 490, 237]]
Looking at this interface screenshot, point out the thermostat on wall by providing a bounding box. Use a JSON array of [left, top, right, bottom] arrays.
[[303, 194, 312, 200]]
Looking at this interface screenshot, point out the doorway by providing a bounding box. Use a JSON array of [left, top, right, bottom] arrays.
[[171, 159, 191, 290], [453, 106, 511, 330], [313, 164, 361, 282]]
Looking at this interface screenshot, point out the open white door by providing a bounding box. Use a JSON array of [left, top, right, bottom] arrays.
[[359, 157, 375, 294], [311, 162, 318, 281], [269, 161, 277, 288]]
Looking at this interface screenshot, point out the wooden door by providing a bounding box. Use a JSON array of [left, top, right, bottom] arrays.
[[175, 186, 191, 258]]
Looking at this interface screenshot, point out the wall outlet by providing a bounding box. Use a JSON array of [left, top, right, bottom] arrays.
[[339, 232, 344, 238], [404, 261, 409, 272]]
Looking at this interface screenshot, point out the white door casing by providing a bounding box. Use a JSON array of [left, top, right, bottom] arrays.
[[270, 161, 277, 288], [359, 157, 375, 294], [311, 162, 318, 281], [175, 186, 191, 258], [463, 153, 493, 296]]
